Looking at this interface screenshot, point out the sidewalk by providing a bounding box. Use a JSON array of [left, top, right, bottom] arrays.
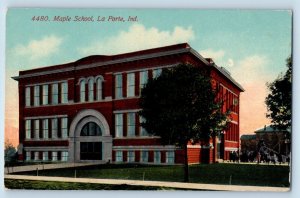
[[4, 174, 290, 192], [4, 162, 101, 174]]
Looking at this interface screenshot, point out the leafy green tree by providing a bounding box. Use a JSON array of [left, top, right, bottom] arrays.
[[265, 57, 292, 131], [5, 141, 17, 165], [139, 64, 230, 182]]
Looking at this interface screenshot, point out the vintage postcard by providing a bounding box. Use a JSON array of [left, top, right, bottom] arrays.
[[4, 8, 291, 191]]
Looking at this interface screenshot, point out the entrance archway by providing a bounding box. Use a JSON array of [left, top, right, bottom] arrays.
[[68, 109, 112, 163]]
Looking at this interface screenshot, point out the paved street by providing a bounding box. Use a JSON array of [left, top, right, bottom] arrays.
[[4, 174, 289, 192]]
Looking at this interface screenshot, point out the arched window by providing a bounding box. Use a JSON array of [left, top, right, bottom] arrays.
[[88, 79, 94, 102], [80, 80, 86, 102], [96, 77, 102, 101], [80, 122, 102, 136]]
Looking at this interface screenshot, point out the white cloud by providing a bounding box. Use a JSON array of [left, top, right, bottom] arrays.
[[232, 55, 270, 84], [199, 49, 225, 60], [227, 58, 234, 68], [14, 35, 63, 61], [79, 24, 195, 56], [199, 49, 235, 68]]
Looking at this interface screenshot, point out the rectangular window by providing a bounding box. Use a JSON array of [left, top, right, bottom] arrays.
[[25, 87, 31, 107], [34, 86, 40, 106], [52, 83, 58, 104], [43, 151, 48, 161], [141, 151, 148, 163], [116, 151, 123, 162], [115, 114, 123, 137], [34, 120, 39, 139], [166, 151, 175, 164], [34, 151, 39, 161], [139, 71, 148, 93], [52, 151, 58, 161], [154, 151, 161, 164], [43, 119, 48, 139], [115, 74, 122, 99], [61, 82, 68, 103], [26, 151, 31, 161], [42, 84, 48, 105], [25, 120, 31, 139], [153, 68, 162, 79], [61, 151, 68, 161], [127, 73, 135, 97], [51, 118, 58, 139], [139, 116, 148, 136], [127, 151, 135, 162], [127, 113, 135, 137], [61, 118, 68, 138]]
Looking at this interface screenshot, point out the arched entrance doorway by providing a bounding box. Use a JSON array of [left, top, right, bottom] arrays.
[[68, 109, 112, 163]]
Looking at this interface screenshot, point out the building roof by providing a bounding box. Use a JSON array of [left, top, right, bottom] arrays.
[[254, 125, 291, 133], [12, 43, 244, 91], [240, 134, 256, 140]]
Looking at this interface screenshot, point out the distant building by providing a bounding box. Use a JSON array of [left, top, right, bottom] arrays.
[[255, 125, 290, 155], [12, 43, 244, 164]]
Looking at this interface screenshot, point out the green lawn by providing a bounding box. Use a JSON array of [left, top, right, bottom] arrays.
[[12, 163, 290, 187]]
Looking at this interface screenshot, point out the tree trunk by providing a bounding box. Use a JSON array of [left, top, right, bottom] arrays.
[[184, 143, 189, 182]]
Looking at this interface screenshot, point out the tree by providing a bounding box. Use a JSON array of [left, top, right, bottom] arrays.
[[5, 141, 17, 165], [139, 64, 230, 182], [265, 57, 292, 131]]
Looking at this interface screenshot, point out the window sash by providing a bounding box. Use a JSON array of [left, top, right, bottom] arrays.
[[116, 151, 123, 162], [43, 119, 48, 139], [115, 74, 122, 98], [52, 151, 58, 161], [25, 120, 31, 139], [51, 118, 58, 139], [141, 151, 148, 162], [153, 68, 162, 78], [154, 151, 161, 163], [139, 71, 148, 89], [26, 151, 31, 161], [127, 151, 135, 162], [166, 151, 175, 164], [127, 73, 135, 97], [34, 86, 40, 106], [80, 80, 86, 102], [42, 85, 48, 105], [25, 87, 31, 106], [61, 82, 68, 103], [139, 116, 148, 136], [61, 118, 68, 138], [43, 152, 48, 161], [34, 120, 39, 139], [52, 84, 58, 104], [127, 113, 135, 137], [88, 80, 94, 102], [34, 151, 39, 161], [115, 114, 123, 137], [61, 151, 68, 161], [96, 78, 102, 100]]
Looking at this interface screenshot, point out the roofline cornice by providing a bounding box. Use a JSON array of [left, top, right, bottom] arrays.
[[12, 48, 190, 81]]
